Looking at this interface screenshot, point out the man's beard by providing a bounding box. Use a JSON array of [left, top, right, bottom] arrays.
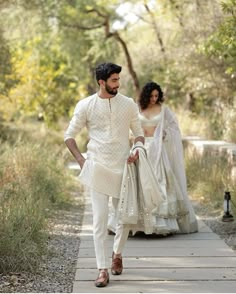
[[105, 83, 118, 95]]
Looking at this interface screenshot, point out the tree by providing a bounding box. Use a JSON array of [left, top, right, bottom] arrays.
[[202, 0, 236, 77], [56, 0, 141, 97]]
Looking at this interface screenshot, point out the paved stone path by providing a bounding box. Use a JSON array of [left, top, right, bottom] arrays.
[[72, 193, 236, 293]]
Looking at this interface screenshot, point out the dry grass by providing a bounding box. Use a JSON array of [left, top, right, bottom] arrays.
[[185, 148, 236, 217], [0, 122, 76, 273], [175, 108, 210, 139]]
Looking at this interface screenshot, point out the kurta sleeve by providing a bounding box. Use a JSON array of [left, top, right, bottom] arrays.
[[64, 99, 87, 141], [129, 101, 143, 138]]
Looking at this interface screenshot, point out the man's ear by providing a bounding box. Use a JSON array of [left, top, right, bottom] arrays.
[[98, 79, 105, 87]]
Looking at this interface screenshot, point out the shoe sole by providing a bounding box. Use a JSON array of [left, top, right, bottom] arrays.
[[111, 271, 122, 275], [95, 279, 109, 287]]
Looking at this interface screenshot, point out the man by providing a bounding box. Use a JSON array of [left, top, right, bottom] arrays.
[[64, 62, 144, 287]]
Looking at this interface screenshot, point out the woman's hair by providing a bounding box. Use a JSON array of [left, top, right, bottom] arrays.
[[138, 81, 164, 110]]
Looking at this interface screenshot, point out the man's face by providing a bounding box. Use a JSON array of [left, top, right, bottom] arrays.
[[104, 73, 120, 95]]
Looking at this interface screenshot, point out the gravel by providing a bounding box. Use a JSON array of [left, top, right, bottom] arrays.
[[193, 200, 236, 251], [202, 216, 236, 250]]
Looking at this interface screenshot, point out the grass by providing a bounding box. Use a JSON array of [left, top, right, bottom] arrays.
[[176, 106, 236, 143], [185, 148, 236, 217], [176, 107, 236, 216], [175, 108, 211, 139], [0, 121, 79, 273]]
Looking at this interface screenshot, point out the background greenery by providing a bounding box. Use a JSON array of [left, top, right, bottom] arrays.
[[0, 0, 235, 140], [0, 0, 236, 273]]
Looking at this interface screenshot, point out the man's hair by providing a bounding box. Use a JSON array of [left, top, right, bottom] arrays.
[[95, 63, 122, 83]]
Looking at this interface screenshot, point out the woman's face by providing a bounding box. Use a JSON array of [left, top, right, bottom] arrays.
[[149, 89, 159, 105]]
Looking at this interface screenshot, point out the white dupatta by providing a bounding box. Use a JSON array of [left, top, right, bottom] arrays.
[[118, 163, 139, 224], [118, 146, 165, 234], [148, 105, 198, 233]]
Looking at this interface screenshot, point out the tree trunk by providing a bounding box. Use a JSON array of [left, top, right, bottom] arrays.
[[103, 15, 140, 98], [144, 2, 166, 56], [112, 32, 140, 98]]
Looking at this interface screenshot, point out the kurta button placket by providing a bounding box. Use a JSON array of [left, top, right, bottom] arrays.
[[108, 98, 112, 137]]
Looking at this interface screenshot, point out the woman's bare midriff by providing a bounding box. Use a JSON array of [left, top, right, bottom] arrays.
[[143, 126, 156, 137]]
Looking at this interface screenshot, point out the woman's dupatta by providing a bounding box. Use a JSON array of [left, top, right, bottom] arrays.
[[118, 148, 165, 234], [118, 163, 139, 225], [149, 105, 198, 233]]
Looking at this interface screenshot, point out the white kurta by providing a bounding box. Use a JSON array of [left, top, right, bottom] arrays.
[[64, 93, 143, 198]]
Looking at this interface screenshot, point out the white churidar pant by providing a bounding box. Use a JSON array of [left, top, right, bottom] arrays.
[[90, 189, 130, 269]]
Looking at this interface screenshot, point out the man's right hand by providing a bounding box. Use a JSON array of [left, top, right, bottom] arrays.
[[127, 150, 139, 164], [65, 138, 86, 170]]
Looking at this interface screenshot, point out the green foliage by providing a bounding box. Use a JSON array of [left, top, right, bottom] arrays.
[[0, 30, 12, 96], [0, 0, 126, 126], [0, 0, 236, 142], [7, 36, 80, 127], [201, 0, 236, 75]]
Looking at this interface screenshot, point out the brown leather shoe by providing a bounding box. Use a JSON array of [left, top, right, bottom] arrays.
[[111, 252, 123, 275], [94, 270, 109, 287]]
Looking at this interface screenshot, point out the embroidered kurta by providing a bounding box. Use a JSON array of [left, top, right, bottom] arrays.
[[64, 93, 143, 197]]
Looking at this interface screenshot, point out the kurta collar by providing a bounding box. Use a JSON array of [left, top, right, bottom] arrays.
[[96, 93, 119, 101]]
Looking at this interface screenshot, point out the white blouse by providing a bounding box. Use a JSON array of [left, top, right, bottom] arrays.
[[139, 112, 161, 127]]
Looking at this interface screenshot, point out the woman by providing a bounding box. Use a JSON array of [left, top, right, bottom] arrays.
[[137, 81, 198, 234]]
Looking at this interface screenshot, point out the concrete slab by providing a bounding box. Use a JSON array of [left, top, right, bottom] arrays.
[[75, 268, 236, 281], [79, 231, 221, 241], [73, 280, 236, 293], [78, 246, 235, 257], [197, 219, 213, 232], [159, 232, 221, 240], [79, 239, 228, 249], [76, 256, 236, 269]]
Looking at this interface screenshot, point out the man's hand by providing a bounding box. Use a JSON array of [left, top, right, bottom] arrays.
[[65, 138, 86, 169], [127, 150, 139, 164]]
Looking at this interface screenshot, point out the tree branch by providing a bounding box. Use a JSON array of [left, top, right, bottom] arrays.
[[60, 7, 140, 96], [60, 21, 105, 30], [143, 2, 166, 55]]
